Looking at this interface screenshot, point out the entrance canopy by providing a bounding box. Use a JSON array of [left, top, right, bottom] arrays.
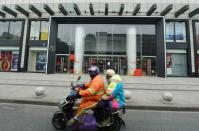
[[0, 2, 198, 18]]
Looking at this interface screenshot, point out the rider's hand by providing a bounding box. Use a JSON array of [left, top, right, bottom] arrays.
[[79, 84, 85, 89], [66, 91, 79, 100]]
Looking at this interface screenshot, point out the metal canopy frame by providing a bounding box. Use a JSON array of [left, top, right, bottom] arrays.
[[133, 4, 141, 16], [189, 7, 199, 18], [147, 4, 157, 16], [0, 11, 5, 17], [58, 4, 68, 15], [43, 4, 54, 16], [105, 3, 108, 16], [2, 6, 17, 17], [160, 4, 173, 16], [15, 4, 29, 17], [119, 3, 124, 16], [89, 3, 94, 15], [29, 4, 42, 17], [73, 3, 81, 15], [175, 5, 189, 17]]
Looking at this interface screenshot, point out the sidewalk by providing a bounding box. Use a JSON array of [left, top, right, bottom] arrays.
[[1, 72, 199, 111]]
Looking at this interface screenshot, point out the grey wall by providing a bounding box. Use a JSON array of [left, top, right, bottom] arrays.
[[156, 19, 166, 77], [46, 18, 57, 74]]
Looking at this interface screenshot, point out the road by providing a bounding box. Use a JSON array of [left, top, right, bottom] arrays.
[[0, 103, 199, 131]]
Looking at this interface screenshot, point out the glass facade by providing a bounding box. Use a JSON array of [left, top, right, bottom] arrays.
[[9, 21, 22, 40], [195, 22, 199, 75], [29, 20, 49, 40], [28, 50, 47, 72], [28, 20, 49, 73], [0, 21, 9, 39], [0, 21, 22, 40], [166, 21, 187, 43], [166, 53, 187, 76], [56, 24, 156, 76]]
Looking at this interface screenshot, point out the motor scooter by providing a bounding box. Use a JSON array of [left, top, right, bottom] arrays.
[[52, 76, 125, 131]]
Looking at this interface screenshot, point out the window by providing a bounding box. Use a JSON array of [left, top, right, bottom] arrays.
[[9, 21, 22, 40], [0, 21, 9, 39], [29, 21, 49, 40], [166, 21, 187, 43], [166, 53, 187, 76], [195, 22, 199, 47], [40, 21, 49, 40], [30, 21, 40, 40], [166, 22, 174, 42]]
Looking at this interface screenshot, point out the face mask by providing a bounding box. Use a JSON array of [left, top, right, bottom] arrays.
[[89, 73, 96, 79], [106, 75, 111, 80]]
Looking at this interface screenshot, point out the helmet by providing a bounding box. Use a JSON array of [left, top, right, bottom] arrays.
[[111, 74, 122, 82], [88, 66, 99, 79], [106, 69, 115, 81], [106, 69, 115, 76]]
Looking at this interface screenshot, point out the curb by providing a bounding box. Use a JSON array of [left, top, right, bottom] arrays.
[[1, 99, 199, 112]]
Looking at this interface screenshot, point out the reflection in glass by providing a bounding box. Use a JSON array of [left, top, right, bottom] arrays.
[[166, 22, 174, 42], [40, 21, 49, 40], [56, 24, 156, 76], [166, 53, 187, 76], [30, 21, 40, 40], [9, 21, 22, 40], [195, 22, 199, 47], [175, 22, 186, 42], [0, 21, 9, 39]]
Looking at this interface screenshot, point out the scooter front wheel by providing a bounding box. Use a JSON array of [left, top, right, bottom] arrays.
[[52, 111, 67, 130]]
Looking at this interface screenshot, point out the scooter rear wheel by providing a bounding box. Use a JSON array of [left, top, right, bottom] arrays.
[[52, 111, 66, 130], [110, 116, 121, 131]]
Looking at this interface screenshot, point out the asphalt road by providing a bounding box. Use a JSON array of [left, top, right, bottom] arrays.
[[0, 103, 199, 131]]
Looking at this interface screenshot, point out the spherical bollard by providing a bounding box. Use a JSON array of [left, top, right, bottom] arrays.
[[35, 87, 45, 96], [124, 90, 132, 101], [162, 92, 173, 103]]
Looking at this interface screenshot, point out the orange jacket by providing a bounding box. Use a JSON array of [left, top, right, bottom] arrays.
[[79, 75, 105, 101]]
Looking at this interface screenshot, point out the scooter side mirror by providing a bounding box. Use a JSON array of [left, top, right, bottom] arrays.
[[77, 76, 81, 81]]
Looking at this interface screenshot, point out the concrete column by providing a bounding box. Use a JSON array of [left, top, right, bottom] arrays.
[[126, 26, 136, 75], [189, 19, 196, 75], [20, 19, 28, 71], [74, 26, 85, 74]]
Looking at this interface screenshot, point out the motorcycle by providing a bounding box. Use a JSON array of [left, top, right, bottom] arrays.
[[52, 76, 125, 131]]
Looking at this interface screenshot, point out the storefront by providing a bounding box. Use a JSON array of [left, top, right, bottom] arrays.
[[47, 16, 165, 77], [0, 1, 198, 77], [165, 20, 190, 77], [0, 20, 23, 72], [27, 19, 49, 73]]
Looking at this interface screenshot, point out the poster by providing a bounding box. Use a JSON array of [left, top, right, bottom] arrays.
[[0, 51, 12, 72], [11, 52, 19, 71], [166, 54, 172, 75], [36, 52, 47, 71]]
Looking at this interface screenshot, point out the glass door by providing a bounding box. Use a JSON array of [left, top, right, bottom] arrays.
[[142, 57, 156, 76], [56, 54, 68, 73]]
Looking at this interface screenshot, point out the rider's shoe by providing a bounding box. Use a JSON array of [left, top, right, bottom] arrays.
[[66, 117, 77, 126]]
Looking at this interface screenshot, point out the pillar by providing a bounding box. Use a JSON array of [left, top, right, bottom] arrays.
[[74, 26, 85, 74], [126, 26, 136, 75]]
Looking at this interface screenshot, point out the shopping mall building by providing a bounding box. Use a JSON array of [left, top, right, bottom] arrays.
[[0, 0, 199, 77]]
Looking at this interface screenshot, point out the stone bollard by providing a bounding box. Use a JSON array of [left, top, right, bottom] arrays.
[[35, 87, 45, 97], [124, 90, 132, 101], [161, 92, 173, 104]]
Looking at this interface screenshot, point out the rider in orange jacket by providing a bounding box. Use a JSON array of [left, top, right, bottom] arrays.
[[67, 66, 105, 126]]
